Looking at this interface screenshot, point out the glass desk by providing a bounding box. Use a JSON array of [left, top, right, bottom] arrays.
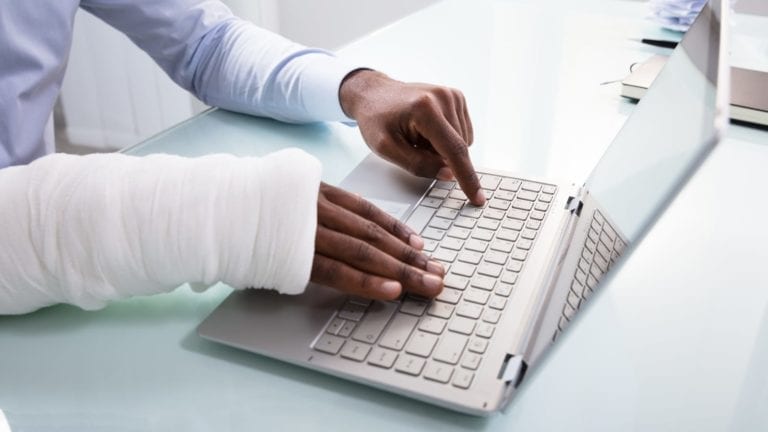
[[2, 0, 767, 430]]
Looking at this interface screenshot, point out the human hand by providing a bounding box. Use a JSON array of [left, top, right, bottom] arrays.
[[339, 70, 485, 206], [312, 182, 445, 300]]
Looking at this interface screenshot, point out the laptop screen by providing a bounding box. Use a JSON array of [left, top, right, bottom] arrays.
[[584, 0, 730, 242]]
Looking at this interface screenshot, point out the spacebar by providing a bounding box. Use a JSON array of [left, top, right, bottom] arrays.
[[351, 301, 397, 344], [405, 205, 436, 235]]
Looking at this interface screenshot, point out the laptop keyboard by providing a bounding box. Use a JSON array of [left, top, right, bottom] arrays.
[[313, 173, 557, 390], [554, 209, 626, 339]]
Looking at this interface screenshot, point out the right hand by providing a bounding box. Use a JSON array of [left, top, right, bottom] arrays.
[[312, 182, 445, 300]]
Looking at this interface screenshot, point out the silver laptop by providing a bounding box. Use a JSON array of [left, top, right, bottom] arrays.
[[198, 0, 730, 416]]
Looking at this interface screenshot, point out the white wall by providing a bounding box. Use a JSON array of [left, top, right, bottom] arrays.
[[277, 0, 439, 49], [57, 0, 439, 151]]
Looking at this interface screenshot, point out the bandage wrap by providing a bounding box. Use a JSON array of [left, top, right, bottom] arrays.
[[0, 149, 321, 314]]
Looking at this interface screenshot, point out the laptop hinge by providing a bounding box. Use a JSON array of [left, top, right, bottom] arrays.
[[564, 184, 586, 216], [498, 353, 528, 388]]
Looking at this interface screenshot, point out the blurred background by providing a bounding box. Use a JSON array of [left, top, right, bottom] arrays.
[[55, 0, 439, 155]]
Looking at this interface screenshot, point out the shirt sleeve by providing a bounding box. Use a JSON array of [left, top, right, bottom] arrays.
[[0, 150, 321, 314], [80, 0, 361, 123]]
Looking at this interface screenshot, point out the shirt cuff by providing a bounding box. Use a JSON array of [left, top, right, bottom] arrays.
[[299, 53, 367, 123]]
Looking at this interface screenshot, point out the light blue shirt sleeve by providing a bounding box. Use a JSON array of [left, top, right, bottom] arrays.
[[81, 0, 360, 123]]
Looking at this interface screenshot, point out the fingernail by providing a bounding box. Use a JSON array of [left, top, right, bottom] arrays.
[[426, 260, 444, 275], [381, 281, 402, 297], [409, 234, 424, 250], [422, 273, 443, 292], [436, 167, 454, 180], [473, 190, 487, 205]]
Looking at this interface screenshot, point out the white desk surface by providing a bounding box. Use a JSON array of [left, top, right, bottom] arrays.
[[2, 0, 767, 430]]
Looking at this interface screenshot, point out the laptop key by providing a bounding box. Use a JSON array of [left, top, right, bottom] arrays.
[[423, 239, 439, 252], [477, 218, 500, 231], [507, 260, 523, 273], [489, 198, 511, 210], [379, 313, 419, 350], [436, 288, 462, 304], [467, 338, 488, 354], [483, 309, 502, 324], [441, 237, 464, 251], [520, 229, 537, 240], [421, 197, 443, 208], [476, 323, 495, 338], [405, 331, 439, 357], [368, 347, 398, 369], [516, 190, 538, 202], [499, 178, 521, 191], [521, 181, 542, 192], [340, 341, 372, 362], [483, 208, 506, 220], [461, 353, 482, 370], [400, 298, 428, 316], [433, 332, 468, 364], [479, 174, 501, 190], [502, 219, 524, 231], [516, 239, 533, 250], [507, 209, 528, 220], [485, 250, 508, 265], [338, 321, 356, 338], [449, 189, 467, 200], [347, 306, 389, 342], [451, 262, 476, 277], [530, 210, 546, 220], [429, 217, 452, 230], [422, 227, 446, 241], [444, 274, 469, 290], [432, 247, 457, 263], [490, 239, 514, 253], [494, 190, 515, 201], [542, 184, 556, 194], [314, 334, 346, 355], [427, 302, 455, 319], [471, 275, 496, 291], [436, 208, 459, 220], [338, 302, 367, 321], [478, 262, 503, 277], [326, 318, 345, 335], [394, 354, 426, 376], [428, 188, 450, 199], [424, 362, 455, 383], [471, 228, 494, 241], [500, 271, 518, 285], [463, 289, 490, 305], [496, 229, 519, 242], [453, 216, 477, 229], [456, 303, 483, 319], [458, 250, 483, 265], [465, 238, 488, 252], [443, 198, 465, 210], [419, 316, 448, 334], [489, 296, 507, 310], [459, 206, 483, 218], [449, 317, 476, 335], [453, 370, 475, 389], [447, 226, 471, 239]]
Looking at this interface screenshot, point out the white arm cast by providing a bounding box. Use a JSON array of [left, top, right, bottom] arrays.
[[0, 149, 321, 314]]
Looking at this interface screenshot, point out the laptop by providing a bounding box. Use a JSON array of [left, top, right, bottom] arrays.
[[198, 0, 730, 416], [622, 55, 768, 126]]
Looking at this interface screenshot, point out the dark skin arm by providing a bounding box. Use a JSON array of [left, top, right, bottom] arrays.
[[310, 70, 483, 300]]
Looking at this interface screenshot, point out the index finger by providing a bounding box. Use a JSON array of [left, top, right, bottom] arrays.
[[415, 113, 485, 206]]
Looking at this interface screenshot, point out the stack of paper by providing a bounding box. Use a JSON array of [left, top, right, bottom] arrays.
[[648, 0, 707, 31]]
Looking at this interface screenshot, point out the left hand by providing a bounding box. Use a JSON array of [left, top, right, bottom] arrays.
[[339, 70, 485, 206]]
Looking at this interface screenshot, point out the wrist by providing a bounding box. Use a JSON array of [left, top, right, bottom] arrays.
[[339, 69, 388, 120]]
